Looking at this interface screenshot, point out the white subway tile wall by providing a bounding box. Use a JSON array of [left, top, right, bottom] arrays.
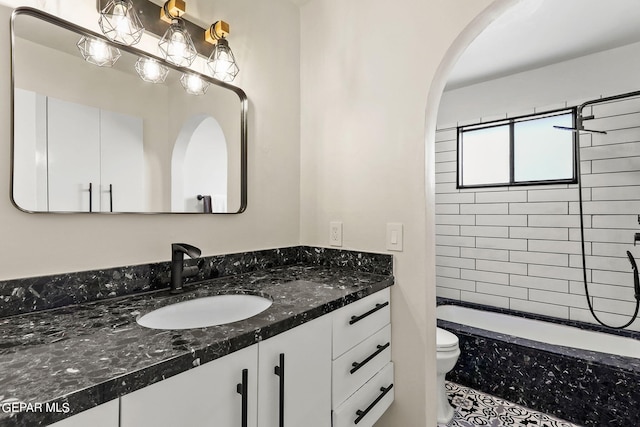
[[435, 99, 640, 331]]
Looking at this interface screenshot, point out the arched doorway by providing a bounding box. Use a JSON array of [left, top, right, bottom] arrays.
[[427, 0, 640, 424], [171, 114, 228, 213]]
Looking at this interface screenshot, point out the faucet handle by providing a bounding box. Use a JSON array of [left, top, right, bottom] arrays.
[[183, 259, 205, 279], [172, 243, 202, 259]]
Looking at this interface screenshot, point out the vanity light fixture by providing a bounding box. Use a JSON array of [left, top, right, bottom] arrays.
[[157, 0, 197, 67], [180, 72, 210, 95], [98, 0, 144, 46], [205, 21, 239, 83], [134, 57, 169, 83], [76, 36, 121, 67]]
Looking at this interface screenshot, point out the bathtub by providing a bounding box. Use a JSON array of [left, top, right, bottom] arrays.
[[436, 300, 640, 426], [437, 304, 640, 359]]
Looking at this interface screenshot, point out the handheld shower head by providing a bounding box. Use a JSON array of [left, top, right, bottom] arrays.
[[627, 251, 638, 271], [627, 251, 640, 300]]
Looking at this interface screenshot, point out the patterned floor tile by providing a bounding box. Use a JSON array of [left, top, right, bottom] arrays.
[[439, 382, 581, 427]]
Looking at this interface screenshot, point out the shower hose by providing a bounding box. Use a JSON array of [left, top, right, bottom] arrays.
[[576, 130, 640, 330]]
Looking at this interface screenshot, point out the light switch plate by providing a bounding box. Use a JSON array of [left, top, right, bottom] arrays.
[[329, 221, 343, 247], [386, 223, 403, 252]]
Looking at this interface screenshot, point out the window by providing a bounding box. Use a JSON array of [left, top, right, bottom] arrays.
[[457, 109, 577, 188]]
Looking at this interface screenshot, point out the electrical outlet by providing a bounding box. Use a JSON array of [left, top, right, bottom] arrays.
[[329, 221, 343, 247]]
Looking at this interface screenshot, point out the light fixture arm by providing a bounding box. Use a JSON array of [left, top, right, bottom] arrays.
[[160, 0, 185, 23], [205, 21, 230, 44]]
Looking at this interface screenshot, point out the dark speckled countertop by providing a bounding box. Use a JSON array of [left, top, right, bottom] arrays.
[[0, 264, 393, 426]]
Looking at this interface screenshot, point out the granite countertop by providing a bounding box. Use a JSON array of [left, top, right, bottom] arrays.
[[0, 264, 393, 426]]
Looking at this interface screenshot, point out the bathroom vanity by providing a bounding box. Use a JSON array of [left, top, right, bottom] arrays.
[[0, 248, 394, 427]]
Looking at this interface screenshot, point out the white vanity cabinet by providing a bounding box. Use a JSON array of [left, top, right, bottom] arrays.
[[119, 314, 332, 427], [48, 289, 390, 427], [120, 344, 258, 427], [331, 288, 394, 427], [47, 399, 118, 427], [257, 315, 332, 427]]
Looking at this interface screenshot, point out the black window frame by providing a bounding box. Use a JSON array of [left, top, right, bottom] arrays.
[[456, 107, 578, 189]]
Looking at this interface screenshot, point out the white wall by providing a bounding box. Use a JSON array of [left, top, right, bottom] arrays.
[[299, 0, 494, 425], [0, 0, 301, 277], [435, 42, 640, 330]]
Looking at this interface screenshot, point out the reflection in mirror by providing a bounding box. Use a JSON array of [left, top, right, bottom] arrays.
[[11, 8, 247, 214], [171, 115, 228, 213]]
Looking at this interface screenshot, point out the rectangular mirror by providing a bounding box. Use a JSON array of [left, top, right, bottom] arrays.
[[11, 8, 247, 213]]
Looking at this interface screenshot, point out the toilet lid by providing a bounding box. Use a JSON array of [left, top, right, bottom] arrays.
[[436, 327, 459, 349]]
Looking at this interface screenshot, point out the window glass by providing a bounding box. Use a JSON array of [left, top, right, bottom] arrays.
[[460, 125, 510, 186], [514, 113, 574, 182], [457, 109, 576, 188]]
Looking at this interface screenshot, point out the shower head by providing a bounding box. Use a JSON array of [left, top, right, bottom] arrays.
[[553, 125, 607, 135]]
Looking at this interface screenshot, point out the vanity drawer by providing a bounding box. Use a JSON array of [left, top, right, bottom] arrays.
[[333, 288, 390, 358], [332, 362, 394, 427], [332, 324, 391, 407]]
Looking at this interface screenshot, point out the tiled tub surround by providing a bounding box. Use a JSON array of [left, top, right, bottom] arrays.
[[435, 96, 640, 331], [436, 298, 640, 426], [0, 248, 393, 426]]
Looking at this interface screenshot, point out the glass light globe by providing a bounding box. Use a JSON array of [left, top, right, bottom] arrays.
[[134, 57, 169, 83], [206, 38, 239, 82], [158, 19, 197, 67], [180, 73, 210, 95], [77, 36, 121, 67], [99, 0, 144, 46]]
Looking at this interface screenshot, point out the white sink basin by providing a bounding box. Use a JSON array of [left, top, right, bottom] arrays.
[[137, 294, 272, 330]]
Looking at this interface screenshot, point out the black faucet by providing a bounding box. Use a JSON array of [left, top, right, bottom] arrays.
[[170, 243, 202, 294]]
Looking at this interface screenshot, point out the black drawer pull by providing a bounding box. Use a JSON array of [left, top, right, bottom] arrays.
[[88, 182, 93, 212], [354, 384, 394, 424], [236, 369, 248, 427], [274, 353, 285, 427], [350, 342, 390, 375], [109, 184, 113, 212], [349, 301, 389, 325]]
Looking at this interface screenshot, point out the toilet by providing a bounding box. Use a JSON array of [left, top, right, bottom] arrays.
[[436, 327, 460, 424]]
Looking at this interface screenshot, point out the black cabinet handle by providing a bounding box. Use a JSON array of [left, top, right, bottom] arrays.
[[349, 301, 389, 325], [274, 353, 285, 427], [350, 342, 390, 375], [109, 184, 113, 212], [236, 369, 248, 427], [88, 182, 93, 213], [354, 384, 394, 425]]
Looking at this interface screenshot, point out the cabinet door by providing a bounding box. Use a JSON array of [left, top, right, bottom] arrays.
[[47, 399, 118, 427], [121, 344, 258, 427], [13, 88, 48, 211], [100, 110, 145, 212], [47, 97, 100, 212], [258, 315, 332, 427]]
